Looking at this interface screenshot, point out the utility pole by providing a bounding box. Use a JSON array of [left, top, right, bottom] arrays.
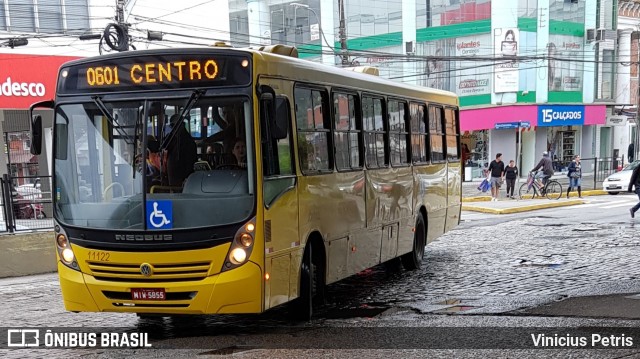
[[338, 0, 349, 66], [100, 0, 131, 53]]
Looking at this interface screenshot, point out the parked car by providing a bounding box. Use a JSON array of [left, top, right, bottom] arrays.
[[602, 160, 640, 195]]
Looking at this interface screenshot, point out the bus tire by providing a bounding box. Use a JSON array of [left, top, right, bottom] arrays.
[[401, 214, 426, 270], [291, 243, 323, 321]]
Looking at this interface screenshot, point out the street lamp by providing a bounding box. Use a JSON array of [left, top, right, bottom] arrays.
[[289, 2, 348, 65]]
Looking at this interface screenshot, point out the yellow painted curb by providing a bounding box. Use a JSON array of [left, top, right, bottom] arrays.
[[462, 199, 586, 215], [463, 189, 609, 202], [462, 196, 492, 203]]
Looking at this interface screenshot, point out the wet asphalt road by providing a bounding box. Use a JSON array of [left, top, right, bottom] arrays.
[[1, 194, 640, 358]]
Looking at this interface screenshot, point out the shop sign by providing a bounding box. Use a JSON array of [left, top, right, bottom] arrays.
[[495, 121, 530, 130], [537, 105, 584, 127], [605, 115, 627, 126], [0, 53, 79, 109]]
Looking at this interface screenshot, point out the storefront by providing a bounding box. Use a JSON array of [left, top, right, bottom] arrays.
[[460, 104, 607, 180], [0, 53, 79, 179]]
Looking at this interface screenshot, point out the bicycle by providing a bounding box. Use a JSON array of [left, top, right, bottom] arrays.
[[518, 172, 563, 200]]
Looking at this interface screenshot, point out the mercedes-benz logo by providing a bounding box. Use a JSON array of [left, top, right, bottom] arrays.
[[140, 263, 153, 277]]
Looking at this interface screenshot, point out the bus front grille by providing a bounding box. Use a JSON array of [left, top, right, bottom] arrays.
[[86, 261, 212, 282]]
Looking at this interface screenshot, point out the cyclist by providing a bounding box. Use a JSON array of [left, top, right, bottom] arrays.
[[531, 151, 554, 188]]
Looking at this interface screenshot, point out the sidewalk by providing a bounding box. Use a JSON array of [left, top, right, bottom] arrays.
[[462, 176, 607, 214]]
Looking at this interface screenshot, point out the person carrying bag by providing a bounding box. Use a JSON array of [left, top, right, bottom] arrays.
[[566, 155, 582, 198]]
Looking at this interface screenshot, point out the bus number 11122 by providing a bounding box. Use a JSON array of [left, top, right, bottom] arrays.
[[86, 66, 120, 87]]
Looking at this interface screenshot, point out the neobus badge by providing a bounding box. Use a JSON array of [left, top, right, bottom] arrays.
[[114, 234, 173, 241]]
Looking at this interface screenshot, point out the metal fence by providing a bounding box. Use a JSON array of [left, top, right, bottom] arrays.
[[0, 174, 53, 233], [577, 156, 626, 191]]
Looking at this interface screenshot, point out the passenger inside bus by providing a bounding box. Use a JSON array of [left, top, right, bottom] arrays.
[[207, 105, 242, 153], [231, 138, 247, 168], [164, 114, 197, 186]]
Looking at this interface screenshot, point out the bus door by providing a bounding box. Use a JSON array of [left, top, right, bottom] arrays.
[[444, 107, 461, 231], [258, 80, 298, 310]]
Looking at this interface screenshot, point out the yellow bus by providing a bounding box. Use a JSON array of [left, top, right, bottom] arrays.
[[30, 44, 461, 320]]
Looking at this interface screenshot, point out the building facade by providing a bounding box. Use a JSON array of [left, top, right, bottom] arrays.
[[617, 0, 640, 164], [0, 1, 623, 181], [230, 0, 618, 178]]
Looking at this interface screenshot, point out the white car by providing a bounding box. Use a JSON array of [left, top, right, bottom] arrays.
[[603, 160, 640, 195]]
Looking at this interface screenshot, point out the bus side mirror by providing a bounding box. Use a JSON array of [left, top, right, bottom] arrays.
[[258, 85, 287, 140], [29, 100, 54, 155], [30, 114, 42, 155]]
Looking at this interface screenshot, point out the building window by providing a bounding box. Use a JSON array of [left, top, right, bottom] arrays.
[[4, 0, 89, 34]]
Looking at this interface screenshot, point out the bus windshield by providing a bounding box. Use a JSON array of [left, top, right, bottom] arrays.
[[53, 96, 254, 230]]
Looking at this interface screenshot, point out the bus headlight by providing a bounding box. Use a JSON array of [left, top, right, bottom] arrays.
[[222, 218, 256, 272], [61, 248, 75, 263], [55, 224, 79, 271], [229, 248, 247, 264], [240, 233, 253, 247]]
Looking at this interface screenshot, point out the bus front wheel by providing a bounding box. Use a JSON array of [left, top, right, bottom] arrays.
[[401, 214, 426, 270], [291, 243, 323, 321]]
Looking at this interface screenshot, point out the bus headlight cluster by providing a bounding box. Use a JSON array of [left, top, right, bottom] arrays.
[[222, 218, 256, 271], [55, 223, 79, 271]]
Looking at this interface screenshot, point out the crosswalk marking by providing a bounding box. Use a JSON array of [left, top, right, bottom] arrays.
[[601, 202, 637, 209], [578, 199, 635, 209]]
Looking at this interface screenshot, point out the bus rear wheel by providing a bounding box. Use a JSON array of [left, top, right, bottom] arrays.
[[401, 214, 426, 270], [291, 243, 323, 321]]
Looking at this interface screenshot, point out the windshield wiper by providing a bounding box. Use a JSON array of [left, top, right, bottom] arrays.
[[92, 96, 135, 145], [159, 89, 205, 151]]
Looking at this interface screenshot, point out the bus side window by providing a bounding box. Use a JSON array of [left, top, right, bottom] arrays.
[[295, 87, 331, 173], [362, 96, 387, 168], [444, 107, 459, 161], [428, 105, 445, 162]]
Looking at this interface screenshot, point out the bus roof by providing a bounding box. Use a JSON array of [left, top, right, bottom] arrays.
[[249, 48, 459, 107]]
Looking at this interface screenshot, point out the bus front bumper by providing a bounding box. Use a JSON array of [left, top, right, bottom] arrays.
[[58, 261, 263, 314]]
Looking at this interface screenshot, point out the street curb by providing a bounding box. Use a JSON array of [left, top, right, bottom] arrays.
[[0, 231, 56, 278], [462, 190, 608, 202], [462, 199, 586, 214], [461, 196, 492, 202]]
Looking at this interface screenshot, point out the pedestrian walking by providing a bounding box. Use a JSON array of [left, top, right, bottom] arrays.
[[487, 153, 505, 201], [504, 160, 518, 198], [566, 155, 582, 198], [629, 162, 640, 218]]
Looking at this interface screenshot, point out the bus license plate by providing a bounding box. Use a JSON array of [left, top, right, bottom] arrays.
[[131, 288, 166, 301]]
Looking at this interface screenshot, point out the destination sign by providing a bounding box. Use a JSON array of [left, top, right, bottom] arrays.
[[57, 53, 251, 95]]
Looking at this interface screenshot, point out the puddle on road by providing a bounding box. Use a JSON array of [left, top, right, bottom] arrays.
[[431, 305, 479, 314], [573, 227, 599, 232], [435, 298, 477, 305], [322, 304, 390, 319], [514, 259, 564, 268], [199, 345, 257, 355]]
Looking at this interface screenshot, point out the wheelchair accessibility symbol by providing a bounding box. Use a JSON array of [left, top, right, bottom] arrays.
[[146, 200, 173, 229]]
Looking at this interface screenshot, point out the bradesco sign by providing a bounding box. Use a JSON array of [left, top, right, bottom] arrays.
[[0, 53, 79, 109], [537, 105, 585, 127]]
